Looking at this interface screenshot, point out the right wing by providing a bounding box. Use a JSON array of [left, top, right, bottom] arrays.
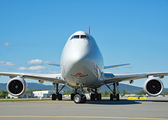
[[104, 63, 130, 69]]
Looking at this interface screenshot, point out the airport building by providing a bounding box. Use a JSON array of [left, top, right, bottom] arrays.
[[33, 90, 52, 98]]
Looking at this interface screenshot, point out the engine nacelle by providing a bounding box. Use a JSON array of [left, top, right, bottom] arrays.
[[7, 76, 26, 97], [143, 76, 163, 97]]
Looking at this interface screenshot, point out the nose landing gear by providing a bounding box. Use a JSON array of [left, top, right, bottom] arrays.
[[74, 94, 86, 103], [72, 84, 86, 103]]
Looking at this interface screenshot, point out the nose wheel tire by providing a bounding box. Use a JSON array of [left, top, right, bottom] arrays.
[[74, 94, 86, 103]]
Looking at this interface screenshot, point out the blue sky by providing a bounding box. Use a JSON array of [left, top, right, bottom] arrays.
[[0, 0, 168, 88]]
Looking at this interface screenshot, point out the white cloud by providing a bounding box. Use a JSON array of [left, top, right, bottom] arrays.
[[18, 66, 46, 71], [0, 61, 17, 66], [4, 43, 10, 46], [27, 59, 49, 65], [18, 67, 27, 70]]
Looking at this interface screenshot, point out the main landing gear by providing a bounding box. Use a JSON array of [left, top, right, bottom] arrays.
[[52, 83, 65, 101], [71, 85, 86, 104], [106, 83, 120, 101], [90, 89, 101, 101]]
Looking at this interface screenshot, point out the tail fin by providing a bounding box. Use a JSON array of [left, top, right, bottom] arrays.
[[88, 26, 90, 34]]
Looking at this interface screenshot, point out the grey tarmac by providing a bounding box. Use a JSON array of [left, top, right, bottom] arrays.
[[0, 97, 168, 120]]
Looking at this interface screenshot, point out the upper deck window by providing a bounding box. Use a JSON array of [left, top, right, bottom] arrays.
[[70, 35, 79, 40]]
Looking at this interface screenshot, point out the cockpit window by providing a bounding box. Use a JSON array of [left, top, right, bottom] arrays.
[[70, 35, 79, 40], [81, 35, 86, 39], [70, 35, 90, 40]]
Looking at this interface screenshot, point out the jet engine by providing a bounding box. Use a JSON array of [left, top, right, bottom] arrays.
[[143, 76, 163, 97], [7, 76, 26, 97]]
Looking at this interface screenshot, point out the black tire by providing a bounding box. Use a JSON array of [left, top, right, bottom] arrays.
[[58, 94, 62, 100], [71, 93, 75, 100], [117, 94, 119, 101], [81, 95, 86, 103], [74, 94, 82, 104], [91, 94, 95, 100], [52, 94, 56, 100], [110, 94, 113, 101], [97, 94, 101, 100]]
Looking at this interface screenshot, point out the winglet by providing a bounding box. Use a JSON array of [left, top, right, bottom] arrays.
[[49, 63, 60, 67], [104, 63, 130, 69]]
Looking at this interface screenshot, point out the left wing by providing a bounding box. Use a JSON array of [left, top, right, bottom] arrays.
[[0, 72, 65, 84], [49, 63, 60, 67], [103, 72, 168, 84]]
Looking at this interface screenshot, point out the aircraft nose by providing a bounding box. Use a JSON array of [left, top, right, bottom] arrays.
[[64, 49, 90, 73], [73, 50, 87, 62]]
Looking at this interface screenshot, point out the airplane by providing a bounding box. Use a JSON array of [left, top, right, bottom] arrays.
[[0, 29, 168, 103]]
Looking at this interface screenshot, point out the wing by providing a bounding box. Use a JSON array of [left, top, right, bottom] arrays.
[[0, 72, 65, 84], [48, 63, 60, 67], [104, 63, 130, 69], [103, 72, 168, 84]]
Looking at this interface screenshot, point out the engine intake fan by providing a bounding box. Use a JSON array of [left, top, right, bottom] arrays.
[[7, 76, 26, 97], [143, 76, 163, 97]]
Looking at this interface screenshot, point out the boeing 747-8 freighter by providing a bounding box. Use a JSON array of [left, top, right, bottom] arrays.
[[0, 30, 168, 103]]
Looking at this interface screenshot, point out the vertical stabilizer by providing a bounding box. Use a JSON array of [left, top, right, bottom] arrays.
[[88, 26, 90, 34]]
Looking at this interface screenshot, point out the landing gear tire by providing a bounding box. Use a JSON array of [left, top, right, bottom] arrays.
[[97, 94, 101, 100], [74, 94, 86, 104], [74, 94, 82, 104], [58, 94, 62, 100], [110, 94, 120, 101], [71, 93, 75, 100], [110, 94, 113, 101], [52, 94, 56, 100], [117, 94, 119, 101], [81, 95, 86, 103], [91, 94, 95, 100]]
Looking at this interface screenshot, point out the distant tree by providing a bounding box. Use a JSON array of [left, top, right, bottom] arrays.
[[101, 90, 120, 97], [136, 90, 146, 95], [163, 91, 168, 96], [121, 90, 130, 96], [121, 90, 126, 96], [35, 89, 42, 91], [0, 90, 8, 98], [64, 91, 74, 95], [26, 90, 33, 94]]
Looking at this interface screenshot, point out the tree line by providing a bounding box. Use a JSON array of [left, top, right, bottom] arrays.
[[1, 90, 168, 99]]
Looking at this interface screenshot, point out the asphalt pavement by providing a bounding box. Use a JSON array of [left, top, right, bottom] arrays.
[[0, 97, 168, 120]]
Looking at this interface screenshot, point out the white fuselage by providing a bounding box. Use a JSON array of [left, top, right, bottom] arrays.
[[60, 31, 104, 89]]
